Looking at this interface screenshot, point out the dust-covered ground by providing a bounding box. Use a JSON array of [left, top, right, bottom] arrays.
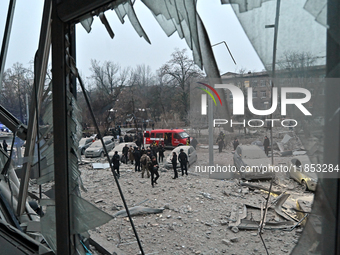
[[79, 144, 312, 255]]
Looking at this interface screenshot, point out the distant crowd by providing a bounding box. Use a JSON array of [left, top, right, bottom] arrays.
[[111, 141, 190, 188]]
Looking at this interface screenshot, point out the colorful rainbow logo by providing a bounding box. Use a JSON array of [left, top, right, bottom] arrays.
[[196, 82, 222, 106]]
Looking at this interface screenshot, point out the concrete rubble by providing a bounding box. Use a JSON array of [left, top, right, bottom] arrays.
[[69, 133, 315, 255]]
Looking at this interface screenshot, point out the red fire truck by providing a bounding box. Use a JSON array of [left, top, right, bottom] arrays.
[[143, 129, 190, 148]]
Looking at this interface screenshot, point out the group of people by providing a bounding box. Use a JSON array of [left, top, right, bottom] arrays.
[[111, 142, 189, 187], [111, 126, 122, 139], [171, 148, 188, 179], [110, 143, 164, 187], [111, 126, 144, 148], [122, 133, 143, 148]]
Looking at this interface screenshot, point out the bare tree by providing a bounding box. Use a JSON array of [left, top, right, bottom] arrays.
[[110, 64, 158, 128], [1, 63, 33, 123], [131, 64, 154, 87], [158, 48, 204, 123], [88, 60, 130, 130], [90, 59, 128, 96], [277, 51, 317, 77]]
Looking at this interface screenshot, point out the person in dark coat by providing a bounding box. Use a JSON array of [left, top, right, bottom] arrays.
[[151, 143, 158, 158], [133, 147, 141, 172], [139, 132, 144, 147], [111, 151, 120, 177], [191, 137, 198, 150], [233, 138, 239, 150], [147, 147, 153, 158], [171, 152, 178, 179], [119, 136, 123, 143], [122, 144, 129, 163], [178, 149, 188, 176], [148, 156, 159, 187], [111, 128, 116, 138], [158, 144, 165, 163], [136, 135, 142, 148], [264, 136, 270, 156], [124, 134, 129, 142], [217, 137, 224, 153], [3, 140, 8, 153]]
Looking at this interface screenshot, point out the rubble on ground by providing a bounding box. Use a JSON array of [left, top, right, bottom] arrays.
[[75, 141, 313, 255]]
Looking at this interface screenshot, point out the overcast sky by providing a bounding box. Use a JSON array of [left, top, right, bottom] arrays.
[[0, 0, 264, 80]]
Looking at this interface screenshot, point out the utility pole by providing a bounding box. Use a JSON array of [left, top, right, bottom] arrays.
[[208, 94, 214, 177], [265, 0, 281, 165]]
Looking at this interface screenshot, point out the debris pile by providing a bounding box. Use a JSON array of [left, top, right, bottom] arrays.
[[76, 147, 314, 254]]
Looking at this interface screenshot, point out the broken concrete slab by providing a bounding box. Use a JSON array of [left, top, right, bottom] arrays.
[[293, 151, 307, 156], [281, 134, 292, 144], [296, 197, 313, 226], [92, 163, 110, 169], [280, 151, 293, 157], [199, 145, 219, 150], [240, 182, 282, 195], [277, 142, 285, 152], [275, 194, 298, 222], [237, 219, 295, 230], [113, 206, 164, 217], [229, 204, 247, 227]]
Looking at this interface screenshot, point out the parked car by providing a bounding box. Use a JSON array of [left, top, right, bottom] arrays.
[[85, 136, 115, 158], [78, 137, 94, 155], [164, 145, 197, 169], [289, 156, 317, 191], [233, 145, 274, 180], [108, 142, 137, 159]]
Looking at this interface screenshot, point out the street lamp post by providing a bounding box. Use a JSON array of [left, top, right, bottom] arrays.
[[137, 108, 145, 132]]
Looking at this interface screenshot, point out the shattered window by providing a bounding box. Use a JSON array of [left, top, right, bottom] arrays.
[[1, 0, 337, 254]]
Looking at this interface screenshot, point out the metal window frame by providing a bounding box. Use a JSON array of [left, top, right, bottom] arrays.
[[48, 0, 340, 254]]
